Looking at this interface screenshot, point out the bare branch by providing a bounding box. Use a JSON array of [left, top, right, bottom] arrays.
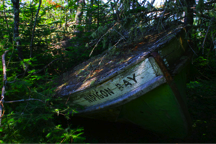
[[4, 98, 45, 104], [113, 29, 126, 40], [89, 22, 118, 57], [202, 17, 214, 54]]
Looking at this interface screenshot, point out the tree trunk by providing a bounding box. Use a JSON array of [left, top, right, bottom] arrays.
[[184, 0, 195, 31], [86, 0, 93, 31], [12, 0, 23, 60], [184, 0, 195, 51], [75, 0, 85, 24]]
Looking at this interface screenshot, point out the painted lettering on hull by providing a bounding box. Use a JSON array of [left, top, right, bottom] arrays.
[[84, 88, 114, 103], [84, 73, 137, 103], [72, 58, 159, 107]]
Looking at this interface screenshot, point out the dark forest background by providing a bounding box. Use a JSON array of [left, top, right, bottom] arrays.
[[0, 0, 216, 142]]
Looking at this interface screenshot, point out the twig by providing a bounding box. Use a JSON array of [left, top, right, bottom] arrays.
[[4, 98, 45, 104], [114, 37, 124, 47], [22, 95, 30, 115], [32, 58, 62, 75], [89, 22, 118, 57], [0, 50, 9, 125], [187, 40, 198, 56], [98, 53, 107, 65], [7, 73, 23, 83], [202, 17, 214, 54], [113, 29, 126, 40], [60, 137, 65, 143], [198, 70, 210, 80], [30, 0, 42, 58]]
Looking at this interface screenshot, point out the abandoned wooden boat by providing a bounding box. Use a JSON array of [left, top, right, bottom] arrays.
[[54, 25, 191, 138]]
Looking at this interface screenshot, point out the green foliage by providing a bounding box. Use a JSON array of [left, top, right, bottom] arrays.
[[0, 0, 87, 143], [1, 0, 216, 142]]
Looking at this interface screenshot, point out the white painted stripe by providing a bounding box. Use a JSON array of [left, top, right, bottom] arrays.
[[70, 57, 163, 107]]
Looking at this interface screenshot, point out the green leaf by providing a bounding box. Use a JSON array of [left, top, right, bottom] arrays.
[[46, 133, 51, 138], [3, 35, 9, 38]]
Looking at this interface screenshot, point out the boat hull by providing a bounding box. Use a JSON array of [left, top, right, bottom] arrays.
[[119, 62, 191, 138], [77, 59, 191, 138], [54, 27, 192, 138]]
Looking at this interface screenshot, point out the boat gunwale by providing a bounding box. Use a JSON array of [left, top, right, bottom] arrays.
[[76, 75, 166, 114]]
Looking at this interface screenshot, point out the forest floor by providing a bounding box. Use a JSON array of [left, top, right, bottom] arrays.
[[61, 55, 216, 143]]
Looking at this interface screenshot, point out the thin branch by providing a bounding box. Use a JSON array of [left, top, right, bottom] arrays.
[[113, 29, 126, 40], [113, 37, 124, 47], [21, 94, 31, 115], [32, 58, 62, 75], [187, 41, 198, 56], [202, 17, 214, 54], [30, 0, 42, 58], [89, 22, 118, 57], [7, 73, 23, 83], [4, 98, 45, 104]]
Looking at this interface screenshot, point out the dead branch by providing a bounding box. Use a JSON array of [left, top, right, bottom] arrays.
[[202, 17, 214, 54], [187, 41, 198, 56], [4, 98, 45, 104], [89, 22, 118, 57], [0, 50, 9, 125]]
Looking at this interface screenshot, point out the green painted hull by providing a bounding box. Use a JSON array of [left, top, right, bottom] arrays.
[[77, 62, 191, 138], [119, 64, 190, 138]]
